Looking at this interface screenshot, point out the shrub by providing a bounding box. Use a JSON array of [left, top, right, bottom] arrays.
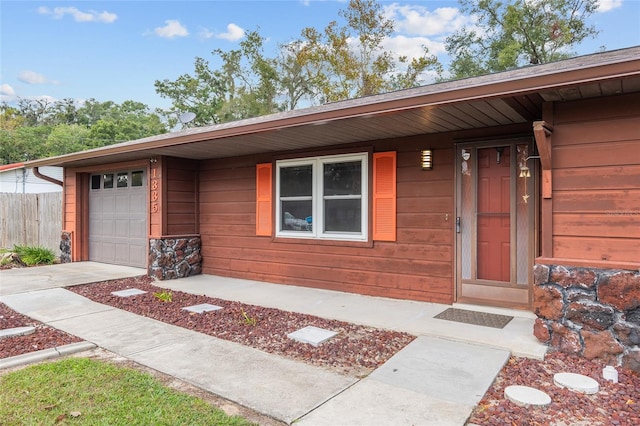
[[12, 245, 56, 266]]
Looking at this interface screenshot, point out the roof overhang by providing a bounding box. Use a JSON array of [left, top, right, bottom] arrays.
[[25, 47, 640, 169]]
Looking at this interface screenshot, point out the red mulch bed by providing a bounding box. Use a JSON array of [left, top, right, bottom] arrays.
[[468, 352, 640, 425], [0, 303, 83, 359], [68, 275, 415, 377]]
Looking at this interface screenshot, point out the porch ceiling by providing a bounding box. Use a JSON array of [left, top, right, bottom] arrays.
[[26, 47, 640, 169]]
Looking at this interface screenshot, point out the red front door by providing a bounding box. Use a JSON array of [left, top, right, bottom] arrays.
[[477, 147, 511, 282], [456, 142, 536, 309]]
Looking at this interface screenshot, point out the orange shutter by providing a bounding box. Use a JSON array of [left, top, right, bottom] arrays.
[[256, 163, 273, 236], [373, 152, 397, 241]]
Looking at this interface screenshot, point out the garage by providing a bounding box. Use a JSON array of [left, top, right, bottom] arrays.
[[88, 169, 147, 268]]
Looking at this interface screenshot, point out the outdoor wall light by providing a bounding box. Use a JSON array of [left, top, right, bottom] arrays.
[[421, 149, 433, 170]]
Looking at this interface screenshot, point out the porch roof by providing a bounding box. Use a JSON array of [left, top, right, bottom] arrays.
[[27, 46, 640, 169]]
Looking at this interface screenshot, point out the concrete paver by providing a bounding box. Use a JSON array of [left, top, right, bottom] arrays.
[[504, 385, 552, 407], [0, 262, 146, 296], [298, 377, 473, 426], [368, 336, 510, 405]]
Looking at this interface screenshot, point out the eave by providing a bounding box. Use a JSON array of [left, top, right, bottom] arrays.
[[25, 46, 640, 169]]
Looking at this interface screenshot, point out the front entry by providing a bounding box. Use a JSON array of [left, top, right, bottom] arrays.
[[456, 141, 537, 308]]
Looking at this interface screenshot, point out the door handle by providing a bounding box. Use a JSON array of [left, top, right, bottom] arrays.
[[456, 217, 461, 233]]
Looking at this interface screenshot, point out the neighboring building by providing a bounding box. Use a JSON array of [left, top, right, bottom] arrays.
[[24, 47, 640, 369], [0, 163, 63, 193]]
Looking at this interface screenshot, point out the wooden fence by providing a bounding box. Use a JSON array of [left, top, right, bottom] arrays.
[[0, 192, 62, 254]]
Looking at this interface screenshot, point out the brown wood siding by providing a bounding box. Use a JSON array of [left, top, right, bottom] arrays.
[[551, 93, 640, 263], [165, 157, 198, 235], [63, 169, 78, 260], [199, 136, 455, 303]]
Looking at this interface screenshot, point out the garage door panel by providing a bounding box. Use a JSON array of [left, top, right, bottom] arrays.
[[130, 219, 146, 239], [115, 193, 130, 213], [103, 219, 115, 236], [131, 192, 146, 210], [115, 244, 130, 263], [89, 170, 147, 268], [102, 195, 115, 213], [115, 220, 130, 237]]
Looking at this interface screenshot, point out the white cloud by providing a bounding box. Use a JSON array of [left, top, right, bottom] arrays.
[[153, 20, 189, 38], [597, 0, 623, 12], [37, 6, 117, 23], [18, 70, 47, 85], [384, 4, 474, 37], [217, 23, 245, 41], [198, 27, 215, 40], [1, 83, 16, 96], [383, 35, 447, 58]]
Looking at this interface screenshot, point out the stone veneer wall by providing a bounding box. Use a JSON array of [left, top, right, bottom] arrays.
[[59, 231, 72, 263], [148, 236, 202, 280], [533, 264, 640, 372]]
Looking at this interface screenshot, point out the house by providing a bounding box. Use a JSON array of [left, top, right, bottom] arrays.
[[24, 47, 640, 369], [0, 163, 63, 193]]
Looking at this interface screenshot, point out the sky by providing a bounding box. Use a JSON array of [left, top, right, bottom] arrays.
[[1, 0, 639, 112]]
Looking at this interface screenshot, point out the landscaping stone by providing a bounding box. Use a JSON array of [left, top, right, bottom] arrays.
[[550, 265, 597, 289], [550, 322, 581, 354], [0, 326, 36, 340], [504, 385, 551, 407], [111, 288, 147, 297], [288, 326, 338, 347], [565, 301, 615, 331], [532, 285, 564, 320], [597, 271, 640, 311], [182, 303, 223, 313], [59, 231, 72, 264], [148, 236, 202, 280], [553, 372, 599, 394], [533, 318, 551, 343], [534, 264, 640, 373], [582, 330, 623, 363]]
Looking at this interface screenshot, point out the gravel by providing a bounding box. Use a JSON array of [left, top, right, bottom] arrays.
[[2, 275, 639, 425], [0, 303, 82, 359], [468, 352, 640, 425]]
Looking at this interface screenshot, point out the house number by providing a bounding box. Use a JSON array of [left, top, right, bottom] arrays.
[[150, 163, 159, 213]]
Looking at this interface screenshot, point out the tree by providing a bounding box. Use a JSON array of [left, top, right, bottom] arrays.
[[0, 99, 168, 163], [155, 29, 287, 126], [277, 40, 317, 110], [446, 0, 600, 79], [0, 104, 25, 131], [300, 0, 440, 102], [154, 57, 227, 127], [0, 125, 52, 163], [44, 124, 91, 157]]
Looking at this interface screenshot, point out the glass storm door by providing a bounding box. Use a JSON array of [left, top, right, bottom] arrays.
[[456, 142, 536, 308]]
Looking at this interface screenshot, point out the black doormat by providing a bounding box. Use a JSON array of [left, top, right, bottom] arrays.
[[434, 308, 513, 329]]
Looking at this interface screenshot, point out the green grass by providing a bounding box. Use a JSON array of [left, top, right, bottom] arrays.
[[0, 358, 255, 426]]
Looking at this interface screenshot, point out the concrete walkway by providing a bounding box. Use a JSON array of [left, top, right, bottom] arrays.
[[0, 262, 545, 425]]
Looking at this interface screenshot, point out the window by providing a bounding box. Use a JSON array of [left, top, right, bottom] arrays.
[[117, 172, 128, 188], [91, 175, 101, 190], [103, 174, 114, 189], [131, 170, 144, 187], [276, 153, 367, 241], [91, 171, 145, 191]]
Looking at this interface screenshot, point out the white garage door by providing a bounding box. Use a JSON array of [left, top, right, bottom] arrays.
[[89, 170, 147, 268]]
